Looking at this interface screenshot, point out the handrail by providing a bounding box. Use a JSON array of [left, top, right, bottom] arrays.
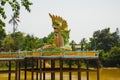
[[0, 50, 99, 58]]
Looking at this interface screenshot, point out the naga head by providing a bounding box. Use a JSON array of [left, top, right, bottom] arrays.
[[49, 13, 68, 32]]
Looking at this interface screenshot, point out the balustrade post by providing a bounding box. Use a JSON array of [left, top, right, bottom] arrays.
[[15, 60, 18, 80], [78, 60, 81, 80], [51, 60, 55, 80], [60, 59, 63, 80], [8, 61, 11, 80], [31, 58, 34, 80], [69, 60, 72, 80], [24, 58, 27, 80], [97, 59, 100, 80], [43, 60, 45, 80], [18, 61, 20, 80], [36, 59, 38, 80], [39, 59, 42, 80], [86, 60, 89, 80]]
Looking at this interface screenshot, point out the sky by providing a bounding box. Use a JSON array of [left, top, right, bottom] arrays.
[[4, 0, 120, 43]]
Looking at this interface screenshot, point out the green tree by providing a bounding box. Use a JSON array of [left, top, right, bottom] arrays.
[[29, 35, 42, 50], [70, 40, 76, 51], [9, 14, 20, 51], [22, 34, 41, 51], [42, 37, 47, 43], [101, 47, 120, 67], [9, 14, 20, 39], [79, 38, 87, 51], [89, 38, 95, 50], [93, 28, 114, 52], [22, 34, 32, 50], [38, 38, 44, 48], [108, 47, 120, 67], [47, 32, 54, 44], [112, 28, 120, 47], [2, 35, 14, 51], [10, 32, 24, 51], [92, 28, 120, 67], [0, 0, 32, 27], [0, 25, 6, 51]]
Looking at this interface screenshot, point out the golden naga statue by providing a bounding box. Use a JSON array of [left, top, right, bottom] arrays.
[[49, 13, 71, 50]]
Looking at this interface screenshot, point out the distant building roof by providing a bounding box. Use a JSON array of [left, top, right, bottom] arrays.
[[75, 45, 81, 49]]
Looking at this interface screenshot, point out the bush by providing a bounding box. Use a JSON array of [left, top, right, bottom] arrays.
[[109, 46, 120, 67]]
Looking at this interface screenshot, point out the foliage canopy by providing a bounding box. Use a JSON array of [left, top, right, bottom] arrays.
[[0, 0, 32, 27]]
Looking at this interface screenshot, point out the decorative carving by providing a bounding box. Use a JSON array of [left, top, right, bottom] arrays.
[[49, 13, 71, 50]]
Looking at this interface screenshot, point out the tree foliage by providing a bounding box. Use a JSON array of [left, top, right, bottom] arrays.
[[91, 28, 120, 67], [0, 25, 6, 51], [70, 40, 76, 51], [79, 38, 87, 51], [109, 47, 120, 67], [92, 28, 119, 52], [2, 35, 14, 51], [0, 0, 32, 27]]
